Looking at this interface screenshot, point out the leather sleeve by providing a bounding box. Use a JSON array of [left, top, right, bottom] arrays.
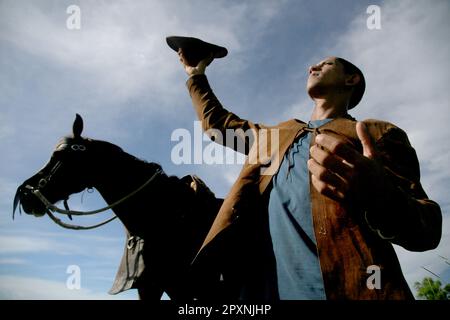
[[186, 75, 262, 155], [364, 127, 442, 251]]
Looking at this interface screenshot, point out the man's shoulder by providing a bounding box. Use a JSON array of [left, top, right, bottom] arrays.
[[319, 117, 410, 145], [362, 119, 410, 145], [331, 117, 399, 131], [362, 118, 409, 141], [272, 117, 404, 137], [362, 118, 399, 130]]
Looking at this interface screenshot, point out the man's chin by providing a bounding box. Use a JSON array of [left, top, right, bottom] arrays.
[[306, 83, 321, 99]]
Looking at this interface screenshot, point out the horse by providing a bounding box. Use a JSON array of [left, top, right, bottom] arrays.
[[13, 114, 227, 301]]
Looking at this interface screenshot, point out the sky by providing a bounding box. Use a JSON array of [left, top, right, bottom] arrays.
[[0, 0, 449, 299]]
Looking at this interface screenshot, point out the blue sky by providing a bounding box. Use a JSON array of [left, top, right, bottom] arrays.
[[0, 0, 449, 299]]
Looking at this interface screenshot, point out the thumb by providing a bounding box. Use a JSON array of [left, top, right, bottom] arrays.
[[356, 121, 377, 159]]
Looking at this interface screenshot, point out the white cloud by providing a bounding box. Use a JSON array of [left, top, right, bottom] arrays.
[[0, 231, 123, 259], [0, 178, 18, 226], [0, 0, 287, 182], [0, 258, 27, 265], [0, 0, 283, 117], [0, 235, 78, 254], [0, 275, 134, 299]]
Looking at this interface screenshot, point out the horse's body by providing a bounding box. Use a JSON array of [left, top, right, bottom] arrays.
[[14, 115, 225, 300]]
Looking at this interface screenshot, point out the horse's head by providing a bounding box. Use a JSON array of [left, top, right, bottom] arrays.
[[14, 114, 99, 218]]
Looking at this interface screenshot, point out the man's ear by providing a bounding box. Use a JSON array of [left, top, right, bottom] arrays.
[[345, 73, 361, 87]]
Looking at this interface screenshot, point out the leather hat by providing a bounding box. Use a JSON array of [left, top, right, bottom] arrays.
[[166, 36, 228, 67]]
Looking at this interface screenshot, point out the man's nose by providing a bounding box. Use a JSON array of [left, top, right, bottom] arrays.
[[309, 64, 320, 74]]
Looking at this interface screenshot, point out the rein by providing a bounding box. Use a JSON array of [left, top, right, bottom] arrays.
[[26, 168, 163, 230]]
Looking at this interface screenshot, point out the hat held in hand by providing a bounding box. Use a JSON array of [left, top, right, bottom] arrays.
[[166, 36, 228, 67]]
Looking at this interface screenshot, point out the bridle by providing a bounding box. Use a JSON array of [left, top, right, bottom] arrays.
[[25, 142, 163, 230]]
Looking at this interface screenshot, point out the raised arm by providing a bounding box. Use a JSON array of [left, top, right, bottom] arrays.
[[180, 51, 260, 154]]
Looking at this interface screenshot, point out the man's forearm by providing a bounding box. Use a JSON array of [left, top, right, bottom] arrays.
[[186, 74, 258, 154], [364, 165, 442, 252]]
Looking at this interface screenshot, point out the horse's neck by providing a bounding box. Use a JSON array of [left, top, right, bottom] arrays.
[[93, 152, 164, 234]]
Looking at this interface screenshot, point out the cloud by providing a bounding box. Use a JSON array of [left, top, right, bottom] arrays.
[[0, 275, 135, 299], [0, 0, 283, 117], [0, 0, 287, 191], [0, 235, 52, 254], [0, 177, 18, 225], [0, 258, 27, 265], [0, 235, 79, 255], [0, 230, 123, 258]]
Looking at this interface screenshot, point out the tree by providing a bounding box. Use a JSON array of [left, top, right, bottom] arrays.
[[414, 277, 450, 300]]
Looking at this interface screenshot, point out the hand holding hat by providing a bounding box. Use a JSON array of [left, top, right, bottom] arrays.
[[179, 50, 213, 76]]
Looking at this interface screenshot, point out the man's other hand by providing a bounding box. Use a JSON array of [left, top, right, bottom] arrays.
[[308, 122, 386, 204]]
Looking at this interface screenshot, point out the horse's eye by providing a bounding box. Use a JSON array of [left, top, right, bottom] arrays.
[[38, 178, 47, 188]]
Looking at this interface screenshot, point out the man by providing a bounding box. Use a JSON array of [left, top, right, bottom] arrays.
[[177, 52, 442, 300]]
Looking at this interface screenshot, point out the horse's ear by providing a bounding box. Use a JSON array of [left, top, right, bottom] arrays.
[[73, 114, 84, 139]]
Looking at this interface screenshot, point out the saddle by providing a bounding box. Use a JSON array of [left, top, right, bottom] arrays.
[[109, 174, 219, 295]]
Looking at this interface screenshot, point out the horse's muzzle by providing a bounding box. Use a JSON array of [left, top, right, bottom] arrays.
[[13, 184, 47, 218]]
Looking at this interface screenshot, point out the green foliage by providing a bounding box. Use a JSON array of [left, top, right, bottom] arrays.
[[414, 277, 450, 300]]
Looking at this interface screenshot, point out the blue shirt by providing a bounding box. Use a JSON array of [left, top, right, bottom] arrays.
[[268, 118, 332, 300]]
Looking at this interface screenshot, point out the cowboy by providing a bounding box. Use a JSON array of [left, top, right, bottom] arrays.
[[175, 44, 442, 299]]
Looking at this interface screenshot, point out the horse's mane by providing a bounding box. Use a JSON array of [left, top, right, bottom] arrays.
[[56, 136, 163, 173]]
